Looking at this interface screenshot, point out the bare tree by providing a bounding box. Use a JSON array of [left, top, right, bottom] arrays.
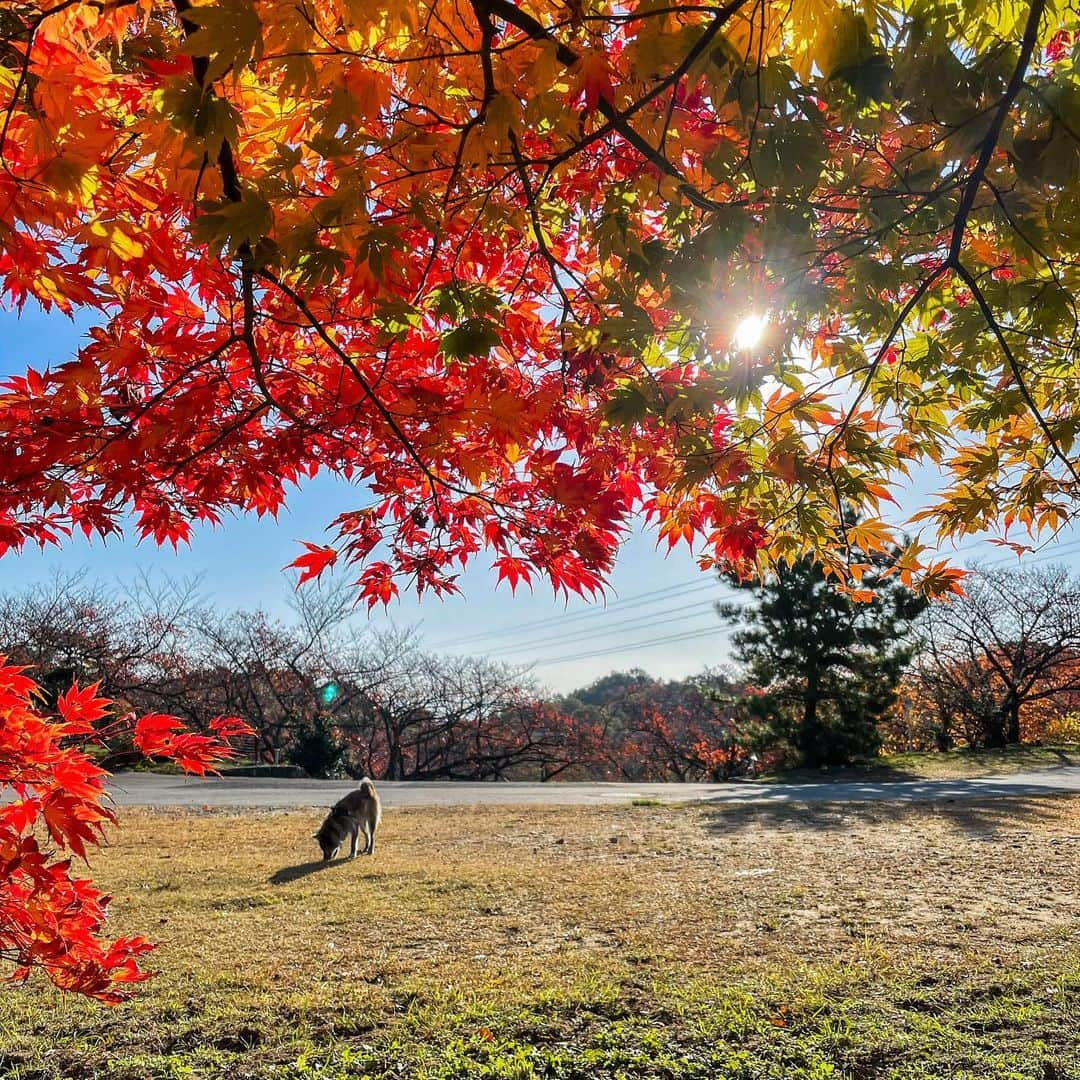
[[163, 583, 385, 768], [0, 570, 198, 708], [0, 574, 598, 780], [325, 629, 548, 780], [915, 565, 1080, 748]]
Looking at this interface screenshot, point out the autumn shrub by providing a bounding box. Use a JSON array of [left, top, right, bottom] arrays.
[[1043, 712, 1080, 745], [0, 660, 251, 1001]]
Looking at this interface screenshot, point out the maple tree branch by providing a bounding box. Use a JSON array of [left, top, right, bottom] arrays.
[[258, 268, 483, 517], [259, 270, 556, 547], [0, 0, 142, 181], [506, 129, 576, 319], [437, 2, 501, 205], [541, 0, 748, 173], [0, 15, 42, 183], [162, 402, 271, 478], [946, 0, 1047, 263], [984, 177, 1080, 353], [173, 0, 268, 425], [1023, 82, 1080, 146], [587, 5, 740, 22], [840, 268, 948, 431], [657, 73, 682, 159], [169, 2, 244, 207], [481, 0, 746, 212], [470, 0, 498, 110], [1, 335, 245, 498], [829, 0, 1048, 462], [953, 259, 1080, 486]]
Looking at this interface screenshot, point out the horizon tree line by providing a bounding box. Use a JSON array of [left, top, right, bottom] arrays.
[[4, 561, 1080, 779]]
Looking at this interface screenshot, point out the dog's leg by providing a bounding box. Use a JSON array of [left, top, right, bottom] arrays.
[[348, 823, 359, 859], [366, 823, 376, 856]]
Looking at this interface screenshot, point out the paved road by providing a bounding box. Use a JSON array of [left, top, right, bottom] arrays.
[[105, 766, 1080, 808]]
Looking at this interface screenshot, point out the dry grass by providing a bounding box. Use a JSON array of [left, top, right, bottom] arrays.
[[2, 797, 1079, 1078]]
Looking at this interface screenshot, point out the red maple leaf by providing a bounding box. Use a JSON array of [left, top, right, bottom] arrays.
[[286, 543, 338, 586]]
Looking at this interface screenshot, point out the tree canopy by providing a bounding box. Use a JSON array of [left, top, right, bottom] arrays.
[[3, 0, 1079, 601]]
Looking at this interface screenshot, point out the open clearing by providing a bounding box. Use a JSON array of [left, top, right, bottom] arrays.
[[1, 797, 1079, 1079]]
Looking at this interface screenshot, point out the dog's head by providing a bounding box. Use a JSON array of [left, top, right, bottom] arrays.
[[313, 814, 341, 862]]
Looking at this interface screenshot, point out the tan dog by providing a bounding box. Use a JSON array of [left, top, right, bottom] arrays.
[[314, 779, 381, 861]]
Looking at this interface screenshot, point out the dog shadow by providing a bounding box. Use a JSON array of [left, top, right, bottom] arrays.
[[269, 859, 338, 885]]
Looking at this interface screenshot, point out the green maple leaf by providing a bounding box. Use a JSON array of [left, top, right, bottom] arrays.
[[601, 383, 651, 427], [440, 319, 501, 363], [832, 53, 893, 103], [158, 77, 241, 156], [432, 283, 501, 321], [295, 245, 347, 287]]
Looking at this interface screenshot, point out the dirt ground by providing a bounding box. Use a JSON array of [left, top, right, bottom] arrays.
[[98, 795, 1080, 976]]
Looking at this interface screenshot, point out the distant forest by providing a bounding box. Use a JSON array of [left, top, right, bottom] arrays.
[[5, 563, 1080, 780]]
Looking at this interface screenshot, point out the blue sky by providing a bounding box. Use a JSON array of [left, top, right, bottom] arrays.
[[4, 303, 1080, 693]]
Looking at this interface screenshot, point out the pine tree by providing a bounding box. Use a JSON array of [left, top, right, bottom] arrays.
[[718, 554, 927, 767]]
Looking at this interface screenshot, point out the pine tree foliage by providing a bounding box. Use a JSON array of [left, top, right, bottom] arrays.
[[719, 551, 927, 765]]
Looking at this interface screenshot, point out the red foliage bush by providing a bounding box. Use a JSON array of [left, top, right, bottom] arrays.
[[0, 659, 251, 1002]]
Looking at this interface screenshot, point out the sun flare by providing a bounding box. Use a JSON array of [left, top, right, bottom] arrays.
[[733, 313, 768, 351]]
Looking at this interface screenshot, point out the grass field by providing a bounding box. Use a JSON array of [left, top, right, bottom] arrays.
[[760, 743, 1080, 784], [1, 797, 1078, 1079]]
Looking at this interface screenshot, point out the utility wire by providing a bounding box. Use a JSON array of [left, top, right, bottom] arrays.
[[432, 536, 1080, 657], [982, 537, 1080, 569], [480, 600, 719, 656], [427, 576, 716, 648], [522, 539, 1080, 663], [530, 625, 725, 667]]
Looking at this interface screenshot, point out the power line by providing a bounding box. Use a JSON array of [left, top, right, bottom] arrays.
[[982, 538, 1080, 569], [529, 624, 725, 667], [523, 544, 1037, 669], [427, 576, 715, 649], [430, 535, 1080, 659], [480, 600, 719, 656]]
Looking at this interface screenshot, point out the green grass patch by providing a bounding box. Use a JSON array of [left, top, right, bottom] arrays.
[[5, 959, 1076, 1079]]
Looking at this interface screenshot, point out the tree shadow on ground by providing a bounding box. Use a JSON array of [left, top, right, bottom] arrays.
[[701, 794, 1071, 838], [1048, 747, 1080, 766], [760, 765, 926, 783], [762, 744, 1080, 785]]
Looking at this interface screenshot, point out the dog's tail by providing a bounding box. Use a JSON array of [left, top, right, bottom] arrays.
[[358, 777, 381, 826]]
